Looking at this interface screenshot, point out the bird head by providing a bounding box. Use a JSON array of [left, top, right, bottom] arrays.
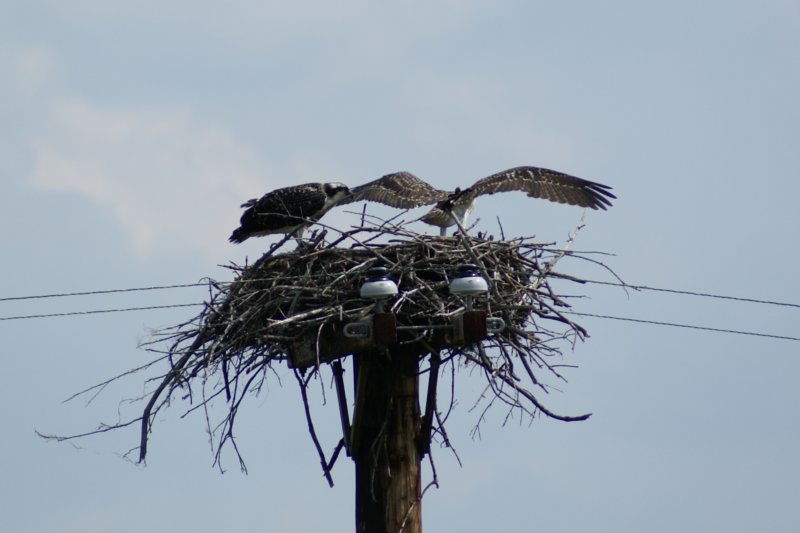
[[436, 187, 470, 212], [323, 182, 351, 204]]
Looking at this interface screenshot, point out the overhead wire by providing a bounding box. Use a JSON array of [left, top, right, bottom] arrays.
[[1, 276, 797, 340], [2, 276, 799, 309], [1, 299, 797, 343], [578, 279, 800, 309], [562, 311, 800, 342], [0, 303, 202, 321], [0, 282, 208, 302]]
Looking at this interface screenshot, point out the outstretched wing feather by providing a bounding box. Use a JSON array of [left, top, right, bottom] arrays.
[[341, 171, 449, 209], [468, 166, 616, 210]]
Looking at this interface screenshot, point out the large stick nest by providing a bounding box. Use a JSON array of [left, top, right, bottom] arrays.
[[138, 221, 600, 467], [46, 220, 611, 474], [192, 227, 585, 360]]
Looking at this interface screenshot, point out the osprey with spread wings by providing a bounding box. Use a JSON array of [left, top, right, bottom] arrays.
[[342, 166, 615, 235]]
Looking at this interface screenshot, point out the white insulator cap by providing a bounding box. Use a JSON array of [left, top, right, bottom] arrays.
[[360, 267, 398, 299], [449, 264, 488, 296]]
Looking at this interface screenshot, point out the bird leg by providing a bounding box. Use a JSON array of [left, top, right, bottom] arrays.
[[291, 226, 308, 248]]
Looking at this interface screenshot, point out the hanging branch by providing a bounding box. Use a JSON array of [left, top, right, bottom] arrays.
[[294, 368, 336, 487]]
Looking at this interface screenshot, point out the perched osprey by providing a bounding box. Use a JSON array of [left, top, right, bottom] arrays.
[[229, 182, 350, 243], [420, 166, 616, 235], [228, 174, 439, 244]]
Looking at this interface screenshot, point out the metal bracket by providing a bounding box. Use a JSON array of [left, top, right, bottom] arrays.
[[344, 315, 504, 340], [486, 317, 506, 333], [343, 321, 370, 339]]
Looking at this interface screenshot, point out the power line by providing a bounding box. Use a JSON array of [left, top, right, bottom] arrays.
[[0, 282, 208, 302], [580, 279, 800, 309], [2, 298, 797, 344], [3, 276, 800, 310], [564, 311, 800, 342], [0, 275, 366, 302], [0, 303, 202, 321]]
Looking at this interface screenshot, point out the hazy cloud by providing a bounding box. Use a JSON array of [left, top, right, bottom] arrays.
[[29, 98, 274, 259]]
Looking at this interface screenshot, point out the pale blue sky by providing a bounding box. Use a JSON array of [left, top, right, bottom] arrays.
[[2, 2, 799, 532]]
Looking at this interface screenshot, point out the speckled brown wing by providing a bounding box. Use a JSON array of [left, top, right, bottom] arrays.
[[341, 171, 450, 209], [466, 166, 616, 210], [229, 183, 328, 243]]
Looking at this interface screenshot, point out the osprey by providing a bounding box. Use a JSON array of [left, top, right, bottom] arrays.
[[421, 166, 616, 235], [229, 174, 438, 244], [229, 182, 350, 243], [338, 166, 615, 236]]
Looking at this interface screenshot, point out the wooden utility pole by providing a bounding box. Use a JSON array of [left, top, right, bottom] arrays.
[[351, 347, 422, 533], [291, 310, 489, 533]]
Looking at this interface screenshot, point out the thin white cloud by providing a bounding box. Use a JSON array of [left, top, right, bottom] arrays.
[[28, 98, 275, 259]]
